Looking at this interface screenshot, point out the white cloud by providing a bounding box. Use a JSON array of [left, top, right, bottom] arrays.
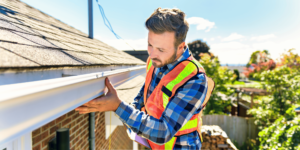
[[209, 41, 252, 64], [250, 34, 276, 41], [186, 17, 215, 32], [252, 38, 300, 60], [95, 35, 147, 50], [203, 38, 207, 41], [208, 36, 300, 64], [210, 38, 215, 41], [211, 41, 250, 51], [222, 33, 245, 42]]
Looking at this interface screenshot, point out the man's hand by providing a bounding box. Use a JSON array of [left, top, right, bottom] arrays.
[[75, 77, 121, 114]]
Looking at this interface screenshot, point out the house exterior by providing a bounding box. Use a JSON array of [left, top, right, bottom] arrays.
[[230, 87, 270, 118], [0, 0, 146, 149], [123, 50, 148, 62]]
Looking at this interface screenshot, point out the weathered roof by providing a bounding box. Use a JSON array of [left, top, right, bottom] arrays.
[[116, 74, 145, 103], [0, 0, 145, 69]]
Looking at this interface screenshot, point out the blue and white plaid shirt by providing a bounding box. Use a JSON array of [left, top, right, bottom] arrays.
[[115, 47, 208, 149]]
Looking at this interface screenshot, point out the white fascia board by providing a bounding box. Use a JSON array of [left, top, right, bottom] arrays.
[[0, 65, 139, 86], [0, 66, 145, 145]]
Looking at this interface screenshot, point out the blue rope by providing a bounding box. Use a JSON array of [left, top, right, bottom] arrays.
[[96, 0, 135, 50]]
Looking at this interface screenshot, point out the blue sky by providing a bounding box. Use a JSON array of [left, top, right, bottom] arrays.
[[21, 0, 300, 64]]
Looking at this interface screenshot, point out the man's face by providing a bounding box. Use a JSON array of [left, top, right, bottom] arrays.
[[147, 31, 179, 68]]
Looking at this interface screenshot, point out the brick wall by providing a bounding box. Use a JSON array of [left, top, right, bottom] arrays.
[[31, 110, 136, 150], [32, 110, 89, 150]]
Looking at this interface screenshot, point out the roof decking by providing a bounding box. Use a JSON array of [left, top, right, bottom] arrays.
[[0, 0, 145, 69]]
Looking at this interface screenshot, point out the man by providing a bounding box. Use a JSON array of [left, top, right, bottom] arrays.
[[76, 7, 214, 149]]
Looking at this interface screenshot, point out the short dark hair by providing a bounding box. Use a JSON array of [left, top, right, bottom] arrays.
[[145, 7, 189, 48]]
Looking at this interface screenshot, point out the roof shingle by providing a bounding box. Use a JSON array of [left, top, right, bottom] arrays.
[[0, 0, 145, 68]]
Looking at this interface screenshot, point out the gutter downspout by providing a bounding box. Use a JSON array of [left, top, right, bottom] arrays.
[[88, 0, 95, 149], [89, 112, 95, 150], [88, 0, 93, 39]]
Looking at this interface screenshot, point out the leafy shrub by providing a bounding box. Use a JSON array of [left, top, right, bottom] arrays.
[[248, 66, 300, 130], [199, 53, 236, 115], [258, 107, 300, 150], [247, 65, 300, 149]]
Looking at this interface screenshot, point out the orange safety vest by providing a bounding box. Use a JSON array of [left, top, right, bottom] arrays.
[[141, 55, 215, 150]]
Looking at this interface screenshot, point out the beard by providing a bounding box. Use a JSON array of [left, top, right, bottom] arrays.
[[152, 49, 177, 68]]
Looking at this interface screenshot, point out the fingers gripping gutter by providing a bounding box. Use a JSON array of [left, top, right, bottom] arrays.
[[75, 77, 122, 114]]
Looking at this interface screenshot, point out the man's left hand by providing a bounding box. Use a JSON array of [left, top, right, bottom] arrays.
[[75, 77, 122, 114]]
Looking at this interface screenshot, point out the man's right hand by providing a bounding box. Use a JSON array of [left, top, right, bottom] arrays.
[[75, 77, 122, 114]]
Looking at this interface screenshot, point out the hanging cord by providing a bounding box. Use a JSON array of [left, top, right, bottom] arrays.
[[95, 0, 136, 51]]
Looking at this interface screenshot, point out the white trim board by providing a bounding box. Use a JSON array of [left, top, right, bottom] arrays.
[[0, 65, 141, 86]]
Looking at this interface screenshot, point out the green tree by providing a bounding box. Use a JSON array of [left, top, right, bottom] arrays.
[[277, 49, 300, 69], [199, 53, 236, 114], [246, 50, 270, 67], [244, 50, 276, 78], [188, 40, 210, 61]]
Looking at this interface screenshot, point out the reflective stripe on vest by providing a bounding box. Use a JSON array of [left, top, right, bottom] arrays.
[[191, 59, 204, 70], [147, 58, 152, 72], [143, 56, 214, 149], [165, 137, 177, 150], [161, 61, 199, 134]]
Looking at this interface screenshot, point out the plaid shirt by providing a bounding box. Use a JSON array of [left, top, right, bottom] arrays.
[[115, 47, 207, 149]]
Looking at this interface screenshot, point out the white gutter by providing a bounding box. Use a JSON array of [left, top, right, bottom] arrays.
[[0, 66, 145, 145]]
